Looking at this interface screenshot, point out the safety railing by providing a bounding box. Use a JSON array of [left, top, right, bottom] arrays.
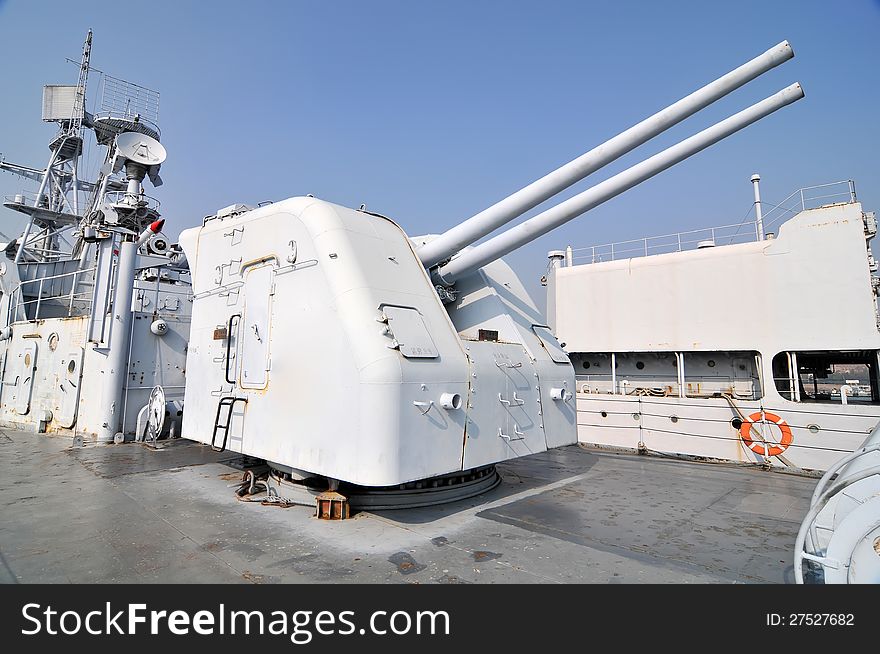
[[91, 111, 161, 140], [7, 266, 97, 323], [761, 180, 857, 231], [569, 180, 858, 265], [571, 220, 762, 264], [4, 191, 53, 210], [103, 190, 161, 213]]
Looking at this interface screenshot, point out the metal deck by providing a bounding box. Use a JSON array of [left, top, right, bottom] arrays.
[[0, 428, 815, 584]]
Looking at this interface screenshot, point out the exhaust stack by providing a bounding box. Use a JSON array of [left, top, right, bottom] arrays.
[[434, 83, 805, 284], [417, 40, 795, 268]]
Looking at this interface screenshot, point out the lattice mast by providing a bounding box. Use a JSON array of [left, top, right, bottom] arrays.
[[0, 30, 94, 263]]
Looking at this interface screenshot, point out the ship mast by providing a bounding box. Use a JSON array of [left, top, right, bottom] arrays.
[[0, 30, 94, 264]]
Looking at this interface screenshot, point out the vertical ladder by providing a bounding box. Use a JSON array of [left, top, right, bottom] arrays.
[[211, 396, 247, 452]]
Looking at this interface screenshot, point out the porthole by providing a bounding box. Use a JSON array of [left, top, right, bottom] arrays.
[[68, 360, 76, 374], [731, 417, 743, 430], [24, 353, 31, 367], [807, 424, 820, 434], [670, 415, 679, 424], [600, 411, 608, 418], [583, 361, 591, 370], [738, 364, 746, 371], [708, 360, 716, 368], [632, 413, 641, 421], [636, 361, 645, 370], [47, 332, 59, 351]]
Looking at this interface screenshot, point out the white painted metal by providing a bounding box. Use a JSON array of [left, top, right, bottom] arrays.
[[96, 240, 137, 442], [13, 343, 38, 415], [179, 198, 576, 486], [87, 237, 115, 343], [57, 349, 84, 428], [443, 254, 577, 452], [114, 132, 167, 167], [383, 305, 439, 358], [550, 194, 880, 472], [417, 40, 795, 268], [751, 173, 765, 240], [795, 426, 880, 583], [239, 262, 274, 390], [436, 83, 804, 283], [41, 86, 81, 122]]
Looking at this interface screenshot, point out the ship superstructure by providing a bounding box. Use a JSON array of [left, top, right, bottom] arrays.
[[547, 178, 880, 472], [0, 32, 190, 443]]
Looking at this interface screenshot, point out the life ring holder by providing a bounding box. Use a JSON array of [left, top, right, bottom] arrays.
[[739, 411, 793, 457]]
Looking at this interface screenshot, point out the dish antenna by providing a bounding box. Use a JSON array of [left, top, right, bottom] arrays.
[[115, 131, 166, 166], [113, 131, 166, 186]]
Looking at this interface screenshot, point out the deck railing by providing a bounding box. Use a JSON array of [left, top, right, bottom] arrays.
[[568, 180, 858, 265], [7, 266, 96, 323]]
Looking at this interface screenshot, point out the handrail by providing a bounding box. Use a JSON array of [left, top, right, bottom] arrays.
[[8, 266, 97, 323], [568, 180, 858, 265], [103, 190, 161, 212], [91, 111, 161, 139], [761, 180, 856, 231]]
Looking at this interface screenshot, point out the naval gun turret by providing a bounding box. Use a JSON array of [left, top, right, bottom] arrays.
[[179, 41, 803, 491]]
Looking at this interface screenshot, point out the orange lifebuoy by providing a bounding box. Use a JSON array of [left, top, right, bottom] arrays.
[[739, 411, 793, 457]]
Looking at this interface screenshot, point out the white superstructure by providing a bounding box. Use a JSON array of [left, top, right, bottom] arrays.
[[548, 179, 880, 471]]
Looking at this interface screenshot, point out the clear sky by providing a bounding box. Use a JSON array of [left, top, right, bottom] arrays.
[[1, 0, 878, 308]]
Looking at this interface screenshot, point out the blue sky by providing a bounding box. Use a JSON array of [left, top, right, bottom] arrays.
[[1, 0, 878, 307]]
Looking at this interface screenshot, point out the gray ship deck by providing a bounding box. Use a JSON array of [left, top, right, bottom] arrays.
[[0, 427, 814, 584]]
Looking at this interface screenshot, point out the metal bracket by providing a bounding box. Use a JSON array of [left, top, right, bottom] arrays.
[[223, 227, 244, 246], [800, 552, 841, 570], [435, 285, 457, 304], [498, 392, 525, 406], [213, 258, 243, 285], [413, 400, 434, 415], [499, 425, 525, 441]]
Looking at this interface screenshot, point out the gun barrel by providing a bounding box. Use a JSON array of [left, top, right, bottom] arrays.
[[434, 82, 804, 284], [417, 40, 795, 269]]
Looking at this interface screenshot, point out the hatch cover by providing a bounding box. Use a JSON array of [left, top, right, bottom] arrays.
[[382, 305, 438, 358]]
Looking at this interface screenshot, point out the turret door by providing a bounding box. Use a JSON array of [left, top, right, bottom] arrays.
[[239, 262, 274, 389]]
